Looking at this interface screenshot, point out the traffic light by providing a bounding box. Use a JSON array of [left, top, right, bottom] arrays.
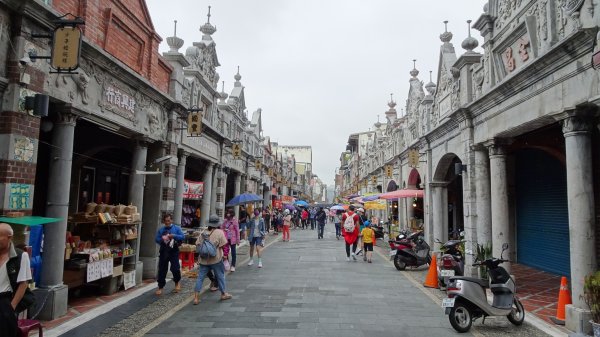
[[385, 165, 393, 177], [187, 112, 201, 136], [232, 143, 241, 158]]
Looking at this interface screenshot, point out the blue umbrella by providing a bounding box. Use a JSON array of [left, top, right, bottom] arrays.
[[294, 200, 309, 207], [226, 192, 263, 207], [331, 205, 345, 211]]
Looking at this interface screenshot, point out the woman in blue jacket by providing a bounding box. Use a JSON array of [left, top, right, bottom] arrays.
[[247, 208, 266, 268]]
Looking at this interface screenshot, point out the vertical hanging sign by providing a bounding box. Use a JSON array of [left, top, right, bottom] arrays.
[[51, 26, 82, 71]]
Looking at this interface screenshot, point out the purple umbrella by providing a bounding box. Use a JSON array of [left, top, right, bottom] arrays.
[[283, 204, 296, 211]]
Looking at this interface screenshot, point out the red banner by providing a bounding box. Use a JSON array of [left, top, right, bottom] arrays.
[[183, 180, 204, 199], [273, 200, 282, 210], [281, 195, 294, 204]]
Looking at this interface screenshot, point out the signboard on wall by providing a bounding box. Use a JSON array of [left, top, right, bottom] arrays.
[[281, 195, 294, 204], [183, 180, 204, 199]]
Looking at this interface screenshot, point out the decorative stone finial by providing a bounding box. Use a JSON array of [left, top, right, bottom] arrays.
[[410, 59, 419, 78], [440, 20, 453, 43], [220, 81, 228, 100], [461, 20, 479, 52], [200, 6, 217, 36], [166, 20, 184, 52], [388, 93, 397, 109], [425, 70, 437, 95], [234, 66, 242, 82]]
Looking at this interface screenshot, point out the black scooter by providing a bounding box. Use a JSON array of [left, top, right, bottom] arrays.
[[389, 230, 432, 270]]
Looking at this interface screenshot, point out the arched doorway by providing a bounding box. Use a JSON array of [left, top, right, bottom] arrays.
[[406, 168, 424, 230], [386, 180, 399, 225], [432, 153, 464, 243]]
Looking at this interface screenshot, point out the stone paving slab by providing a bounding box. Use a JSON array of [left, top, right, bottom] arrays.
[[146, 225, 474, 337]]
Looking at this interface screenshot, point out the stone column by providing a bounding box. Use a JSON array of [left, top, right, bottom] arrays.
[[210, 165, 219, 215], [430, 182, 446, 251], [234, 173, 242, 218], [39, 109, 78, 320], [128, 140, 148, 281], [201, 164, 214, 225], [487, 141, 511, 273], [562, 111, 597, 332], [474, 146, 492, 247], [406, 198, 414, 229], [173, 152, 187, 224]]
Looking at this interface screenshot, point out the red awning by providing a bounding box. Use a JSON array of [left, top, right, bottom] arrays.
[[378, 189, 424, 200]]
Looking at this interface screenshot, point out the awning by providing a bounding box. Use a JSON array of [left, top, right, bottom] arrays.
[[0, 216, 62, 226], [378, 189, 424, 200]]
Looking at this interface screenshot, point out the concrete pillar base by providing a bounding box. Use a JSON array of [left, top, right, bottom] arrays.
[[140, 256, 158, 280], [135, 261, 144, 285], [34, 284, 68, 321], [566, 304, 592, 335]]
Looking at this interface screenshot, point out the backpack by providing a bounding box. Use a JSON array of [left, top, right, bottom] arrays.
[[343, 213, 356, 233], [7, 248, 36, 313], [197, 231, 217, 259]]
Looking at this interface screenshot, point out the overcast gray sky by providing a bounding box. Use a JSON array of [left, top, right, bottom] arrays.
[[146, 1, 486, 187]]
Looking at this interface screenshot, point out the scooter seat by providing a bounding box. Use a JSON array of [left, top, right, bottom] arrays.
[[449, 276, 488, 288]]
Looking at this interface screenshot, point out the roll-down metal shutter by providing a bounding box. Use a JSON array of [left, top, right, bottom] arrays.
[[516, 149, 570, 276]]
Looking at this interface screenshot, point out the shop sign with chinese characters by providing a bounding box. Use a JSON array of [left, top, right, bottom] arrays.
[[104, 86, 136, 121], [502, 35, 531, 74], [51, 26, 82, 71]]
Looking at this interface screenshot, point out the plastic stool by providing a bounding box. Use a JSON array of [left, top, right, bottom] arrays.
[[18, 319, 43, 337], [179, 251, 195, 270]]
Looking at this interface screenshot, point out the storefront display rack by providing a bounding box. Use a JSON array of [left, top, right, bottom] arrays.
[[65, 221, 141, 295]]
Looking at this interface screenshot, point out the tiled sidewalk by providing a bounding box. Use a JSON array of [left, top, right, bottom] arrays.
[[511, 263, 562, 325]]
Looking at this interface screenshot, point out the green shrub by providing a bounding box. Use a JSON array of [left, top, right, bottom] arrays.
[[584, 271, 600, 323]]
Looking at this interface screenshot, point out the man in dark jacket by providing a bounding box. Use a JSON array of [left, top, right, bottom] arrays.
[[154, 214, 185, 295], [316, 207, 327, 239]]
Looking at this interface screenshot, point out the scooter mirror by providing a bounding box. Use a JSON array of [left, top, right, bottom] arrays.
[[502, 243, 508, 251]]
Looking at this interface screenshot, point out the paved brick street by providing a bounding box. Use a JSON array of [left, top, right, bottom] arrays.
[[142, 225, 491, 337]]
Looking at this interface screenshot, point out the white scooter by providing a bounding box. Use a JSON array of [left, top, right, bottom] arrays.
[[442, 243, 525, 333]]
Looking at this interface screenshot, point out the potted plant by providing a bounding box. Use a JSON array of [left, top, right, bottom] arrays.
[[585, 271, 600, 337], [475, 243, 492, 279]]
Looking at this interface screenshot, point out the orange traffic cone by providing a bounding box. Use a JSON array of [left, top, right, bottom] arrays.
[[423, 253, 439, 288], [551, 276, 572, 325]]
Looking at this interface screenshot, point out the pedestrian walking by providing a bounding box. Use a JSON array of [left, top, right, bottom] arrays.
[[154, 213, 184, 295], [221, 208, 239, 272], [309, 207, 317, 230], [334, 210, 342, 239], [301, 208, 309, 229], [316, 207, 327, 239], [282, 209, 292, 241], [361, 221, 376, 263], [355, 208, 367, 256], [342, 205, 360, 261], [194, 215, 232, 304], [238, 206, 248, 240], [0, 223, 33, 337], [247, 208, 266, 268], [263, 207, 271, 233]]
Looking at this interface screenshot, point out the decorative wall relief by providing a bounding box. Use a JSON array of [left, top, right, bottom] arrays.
[[9, 184, 30, 210], [13, 137, 34, 162]]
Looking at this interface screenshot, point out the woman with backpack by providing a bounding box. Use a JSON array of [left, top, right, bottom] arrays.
[[194, 215, 232, 305], [341, 205, 360, 261]]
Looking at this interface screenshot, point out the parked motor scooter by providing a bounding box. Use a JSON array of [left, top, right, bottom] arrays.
[[388, 230, 432, 271], [443, 243, 525, 333], [436, 235, 465, 289], [371, 221, 385, 239]]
